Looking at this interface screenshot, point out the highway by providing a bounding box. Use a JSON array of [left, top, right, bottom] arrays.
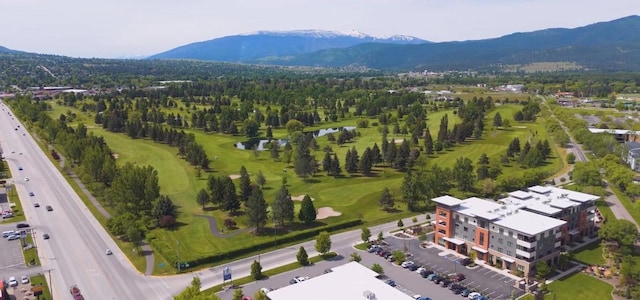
[[0, 100, 424, 299]]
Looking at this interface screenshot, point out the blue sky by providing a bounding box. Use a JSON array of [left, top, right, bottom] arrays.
[[1, 0, 638, 58]]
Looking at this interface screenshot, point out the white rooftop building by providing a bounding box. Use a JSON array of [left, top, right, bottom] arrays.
[[265, 262, 414, 300]]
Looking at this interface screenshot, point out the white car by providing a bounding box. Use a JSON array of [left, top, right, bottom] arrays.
[[401, 260, 415, 268], [293, 276, 309, 283], [105, 249, 113, 255], [416, 267, 426, 274], [20, 275, 29, 284], [24, 177, 29, 182], [8, 276, 17, 287], [260, 288, 273, 294], [468, 292, 482, 299]]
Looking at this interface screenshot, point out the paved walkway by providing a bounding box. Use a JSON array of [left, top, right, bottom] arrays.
[[51, 145, 155, 275], [193, 214, 249, 238]]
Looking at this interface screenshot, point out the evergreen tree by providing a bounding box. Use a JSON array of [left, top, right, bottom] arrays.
[[298, 195, 317, 225], [379, 187, 395, 211], [453, 157, 475, 194], [296, 246, 309, 266], [246, 185, 269, 233], [196, 188, 209, 210], [393, 140, 410, 171], [272, 184, 294, 227], [293, 136, 316, 180], [322, 151, 332, 174], [239, 166, 252, 203], [270, 142, 280, 161], [346, 147, 359, 173], [385, 142, 397, 164], [370, 143, 382, 165], [359, 147, 374, 176], [330, 153, 341, 176], [424, 128, 433, 155], [221, 177, 240, 214], [493, 112, 502, 127], [255, 170, 267, 188]]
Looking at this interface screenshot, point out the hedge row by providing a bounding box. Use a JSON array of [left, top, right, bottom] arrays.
[[149, 219, 362, 270]]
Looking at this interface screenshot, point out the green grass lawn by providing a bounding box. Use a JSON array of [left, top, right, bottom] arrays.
[[30, 274, 52, 300], [520, 273, 613, 300], [45, 100, 564, 274], [574, 242, 606, 265], [23, 234, 40, 266]]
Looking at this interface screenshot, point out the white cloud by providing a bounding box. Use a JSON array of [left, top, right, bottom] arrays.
[[0, 0, 637, 57]]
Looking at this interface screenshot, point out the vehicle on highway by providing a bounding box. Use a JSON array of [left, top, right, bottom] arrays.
[[34, 203, 40, 207], [18, 166, 23, 171], [29, 192, 34, 197], [70, 285, 85, 300], [105, 249, 113, 255], [20, 275, 29, 284], [8, 276, 17, 287], [43, 233, 50, 240], [46, 205, 53, 211], [24, 177, 29, 181], [16, 223, 29, 228]]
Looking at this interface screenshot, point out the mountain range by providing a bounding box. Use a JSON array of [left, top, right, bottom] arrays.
[[2, 15, 640, 72], [148, 15, 640, 71], [148, 30, 427, 62]]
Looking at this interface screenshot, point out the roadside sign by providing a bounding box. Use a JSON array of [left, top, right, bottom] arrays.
[[223, 267, 232, 281]]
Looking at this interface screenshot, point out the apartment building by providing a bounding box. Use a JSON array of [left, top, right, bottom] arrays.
[[432, 186, 599, 276]]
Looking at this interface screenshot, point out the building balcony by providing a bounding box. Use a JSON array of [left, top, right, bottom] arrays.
[[516, 249, 534, 258], [556, 231, 562, 239], [555, 241, 562, 248], [517, 239, 536, 248]]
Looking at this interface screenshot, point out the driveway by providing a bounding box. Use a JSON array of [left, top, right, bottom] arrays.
[[384, 236, 525, 300]]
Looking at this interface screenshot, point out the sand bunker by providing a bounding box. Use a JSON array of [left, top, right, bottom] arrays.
[[292, 195, 315, 201], [112, 153, 120, 159], [316, 207, 342, 219], [393, 138, 404, 144], [228, 174, 241, 179]]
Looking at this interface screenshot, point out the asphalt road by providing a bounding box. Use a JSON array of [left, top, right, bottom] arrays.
[[0, 100, 430, 299]]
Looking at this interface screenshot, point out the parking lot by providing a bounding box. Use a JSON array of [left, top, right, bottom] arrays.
[[0, 223, 27, 269], [384, 236, 525, 300]]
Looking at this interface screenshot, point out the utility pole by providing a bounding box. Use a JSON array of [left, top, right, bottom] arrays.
[[176, 240, 181, 273]]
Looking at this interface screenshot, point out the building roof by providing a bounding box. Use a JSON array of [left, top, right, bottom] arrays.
[[523, 202, 562, 216], [627, 142, 640, 152], [508, 190, 531, 200], [453, 197, 566, 236], [432, 195, 463, 207], [492, 209, 566, 236], [528, 185, 552, 194], [265, 262, 414, 300]]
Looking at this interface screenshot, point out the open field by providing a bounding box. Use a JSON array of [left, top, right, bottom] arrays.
[[574, 242, 606, 266], [44, 98, 563, 274], [520, 273, 613, 300]]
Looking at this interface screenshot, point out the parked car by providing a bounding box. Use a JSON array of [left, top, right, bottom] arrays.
[[324, 269, 333, 274], [460, 289, 472, 297], [42, 233, 50, 240], [459, 258, 472, 266], [7, 234, 20, 241], [408, 264, 419, 271], [421, 269, 434, 278], [368, 245, 381, 253], [8, 277, 17, 287], [20, 275, 29, 284], [18, 166, 23, 171], [260, 288, 273, 294], [433, 276, 444, 284], [385, 279, 396, 287], [452, 273, 466, 282], [416, 267, 426, 274], [427, 273, 438, 281], [105, 249, 113, 255], [401, 261, 415, 268], [387, 256, 396, 262], [468, 292, 482, 299], [46, 205, 53, 211], [16, 223, 29, 228], [440, 278, 452, 287], [450, 284, 464, 294]]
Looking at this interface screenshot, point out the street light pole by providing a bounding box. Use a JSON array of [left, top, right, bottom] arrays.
[[176, 240, 181, 273]]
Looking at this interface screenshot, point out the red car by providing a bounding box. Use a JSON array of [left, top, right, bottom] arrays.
[[242, 296, 253, 300], [452, 273, 466, 282]]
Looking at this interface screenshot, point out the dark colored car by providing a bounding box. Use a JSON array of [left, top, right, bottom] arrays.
[[452, 273, 466, 282], [29, 192, 34, 197], [43, 233, 50, 240], [385, 279, 396, 287], [421, 270, 434, 278], [289, 279, 298, 285], [459, 258, 472, 266], [460, 289, 472, 297], [440, 278, 452, 287], [16, 223, 29, 228], [46, 205, 53, 211], [449, 284, 464, 292], [324, 269, 333, 274], [408, 264, 419, 271], [433, 276, 443, 284]]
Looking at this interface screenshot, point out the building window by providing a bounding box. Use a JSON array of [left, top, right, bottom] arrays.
[[463, 227, 468, 232], [507, 251, 512, 256], [508, 231, 513, 237], [499, 228, 504, 234], [479, 233, 485, 245], [498, 247, 503, 253], [498, 238, 503, 244], [517, 265, 524, 272], [464, 217, 469, 223], [507, 241, 513, 247], [548, 230, 553, 237], [439, 211, 447, 217]]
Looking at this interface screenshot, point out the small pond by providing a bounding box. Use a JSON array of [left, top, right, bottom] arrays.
[[234, 126, 356, 150]]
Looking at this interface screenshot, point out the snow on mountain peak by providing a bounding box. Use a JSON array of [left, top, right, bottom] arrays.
[[236, 29, 424, 42]]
